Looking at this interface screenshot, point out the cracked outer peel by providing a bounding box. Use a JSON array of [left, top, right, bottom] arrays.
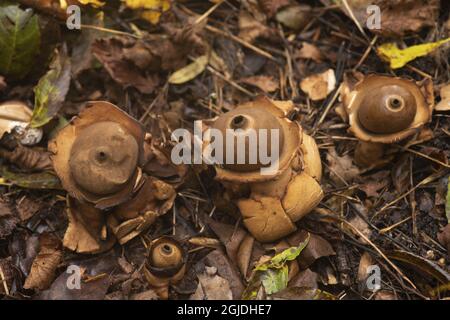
[[301, 133, 322, 181], [63, 197, 115, 254], [109, 176, 176, 244], [49, 101, 145, 209], [281, 172, 324, 222], [238, 196, 297, 243]]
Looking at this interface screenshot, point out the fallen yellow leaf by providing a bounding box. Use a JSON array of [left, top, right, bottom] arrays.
[[377, 38, 450, 69], [78, 0, 105, 7], [168, 55, 209, 85], [122, 0, 170, 24]]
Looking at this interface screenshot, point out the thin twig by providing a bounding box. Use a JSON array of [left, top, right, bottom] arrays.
[[373, 172, 441, 219], [379, 216, 412, 234], [321, 214, 418, 291], [206, 65, 255, 97], [80, 24, 140, 38], [353, 35, 378, 70], [341, 0, 370, 43], [194, 0, 225, 25], [0, 265, 9, 296], [205, 25, 277, 62], [312, 83, 343, 134], [399, 146, 450, 168]]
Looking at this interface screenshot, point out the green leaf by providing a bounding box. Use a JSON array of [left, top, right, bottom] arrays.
[[260, 266, 289, 295], [0, 4, 41, 79], [0, 166, 61, 190], [446, 177, 450, 223], [31, 47, 71, 128], [243, 234, 310, 299]]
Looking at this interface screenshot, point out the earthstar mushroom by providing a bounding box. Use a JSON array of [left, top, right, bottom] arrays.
[[203, 96, 323, 242], [49, 101, 176, 253], [143, 236, 187, 299], [339, 74, 434, 168]]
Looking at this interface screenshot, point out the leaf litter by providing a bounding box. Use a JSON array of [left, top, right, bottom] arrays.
[[0, 0, 449, 301]]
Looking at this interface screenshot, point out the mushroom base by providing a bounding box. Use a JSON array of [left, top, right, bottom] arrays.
[[354, 141, 394, 169], [143, 264, 186, 299]]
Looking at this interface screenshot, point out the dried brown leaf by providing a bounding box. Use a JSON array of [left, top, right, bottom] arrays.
[[258, 0, 290, 17], [191, 266, 233, 300], [24, 234, 62, 290], [326, 147, 360, 184], [239, 75, 279, 93], [238, 11, 276, 43], [435, 84, 450, 111], [300, 69, 336, 101], [295, 43, 323, 63], [437, 224, 450, 256], [0, 199, 17, 239]]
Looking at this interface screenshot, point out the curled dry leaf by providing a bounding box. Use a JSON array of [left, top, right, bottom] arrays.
[[0, 144, 53, 172], [437, 224, 450, 256], [275, 5, 312, 31], [258, 0, 290, 18], [295, 42, 323, 63], [286, 230, 335, 269], [92, 37, 160, 94], [322, 0, 440, 37], [93, 27, 204, 93], [0, 198, 17, 239], [38, 265, 110, 300], [357, 252, 375, 291], [203, 249, 245, 300], [326, 147, 360, 184], [191, 266, 233, 300], [16, 196, 43, 222], [24, 234, 63, 291], [143, 134, 187, 184], [239, 75, 279, 93], [168, 55, 208, 85], [387, 250, 450, 284], [188, 237, 221, 249], [300, 69, 336, 101], [288, 268, 319, 289], [238, 11, 276, 43], [108, 176, 176, 244], [435, 84, 450, 111], [0, 101, 43, 146]]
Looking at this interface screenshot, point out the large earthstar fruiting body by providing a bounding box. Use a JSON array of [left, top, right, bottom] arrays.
[[340, 74, 434, 168], [49, 102, 176, 253], [143, 237, 187, 299], [204, 96, 324, 243]]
